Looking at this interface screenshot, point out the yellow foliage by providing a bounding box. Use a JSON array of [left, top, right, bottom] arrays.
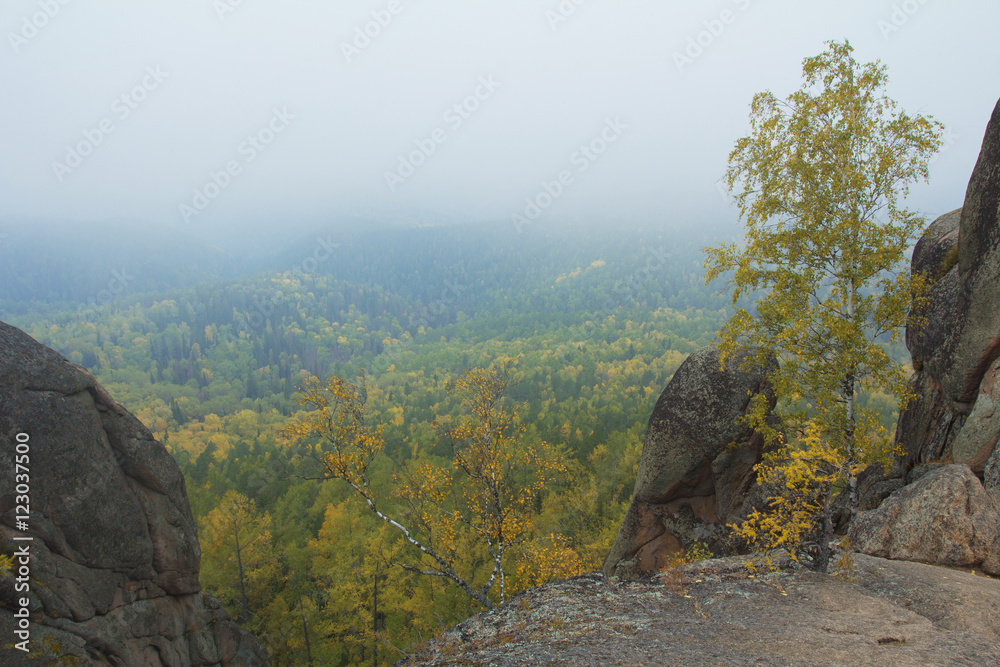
[[512, 533, 584, 594], [0, 554, 12, 577], [732, 424, 843, 572], [284, 373, 384, 489], [286, 361, 573, 608]]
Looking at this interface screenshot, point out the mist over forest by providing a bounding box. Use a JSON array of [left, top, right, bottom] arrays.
[[3, 1, 1000, 665]]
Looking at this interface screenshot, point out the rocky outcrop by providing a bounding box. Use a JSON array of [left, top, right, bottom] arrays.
[[0, 321, 267, 666], [850, 464, 1000, 575], [862, 98, 1000, 508], [905, 208, 960, 370], [942, 98, 1000, 406], [602, 345, 776, 579], [401, 554, 1000, 666]]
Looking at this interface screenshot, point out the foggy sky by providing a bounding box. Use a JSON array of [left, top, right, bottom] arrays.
[[1, 0, 998, 242]]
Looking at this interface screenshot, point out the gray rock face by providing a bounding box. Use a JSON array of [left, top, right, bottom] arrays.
[[401, 555, 1000, 666], [911, 208, 961, 281], [950, 357, 1000, 472], [944, 97, 1000, 405], [850, 464, 1000, 575], [906, 213, 961, 371], [0, 321, 268, 666], [602, 345, 776, 579], [872, 97, 1000, 497], [891, 373, 964, 472]]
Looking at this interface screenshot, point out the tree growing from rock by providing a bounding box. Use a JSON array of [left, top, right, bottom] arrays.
[[705, 40, 943, 572], [284, 360, 569, 610]]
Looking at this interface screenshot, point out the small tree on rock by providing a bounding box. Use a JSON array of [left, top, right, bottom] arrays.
[[705, 40, 942, 572]]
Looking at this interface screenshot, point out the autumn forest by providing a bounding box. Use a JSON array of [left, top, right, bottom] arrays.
[[0, 218, 901, 665]]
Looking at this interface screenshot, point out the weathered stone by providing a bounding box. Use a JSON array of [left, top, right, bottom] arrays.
[[911, 208, 961, 280], [710, 430, 768, 524], [0, 321, 267, 666], [891, 367, 965, 475], [950, 356, 1000, 472], [986, 445, 1000, 491], [883, 98, 1000, 488], [850, 464, 1000, 574], [401, 555, 1000, 666], [906, 209, 960, 366], [941, 98, 1000, 404], [603, 345, 776, 579], [908, 263, 961, 372], [906, 461, 944, 485], [857, 478, 905, 511]]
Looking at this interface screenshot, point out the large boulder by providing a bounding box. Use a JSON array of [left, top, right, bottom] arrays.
[[850, 464, 1000, 575], [950, 356, 1000, 472], [603, 345, 776, 579], [0, 321, 268, 666]]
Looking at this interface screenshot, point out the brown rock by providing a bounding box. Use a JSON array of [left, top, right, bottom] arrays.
[[603, 345, 776, 579], [850, 464, 1000, 574]]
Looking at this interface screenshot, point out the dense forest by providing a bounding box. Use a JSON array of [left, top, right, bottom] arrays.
[[1, 220, 902, 665]]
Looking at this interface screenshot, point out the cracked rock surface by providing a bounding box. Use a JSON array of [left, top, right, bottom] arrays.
[[401, 555, 1000, 666], [0, 321, 268, 666]]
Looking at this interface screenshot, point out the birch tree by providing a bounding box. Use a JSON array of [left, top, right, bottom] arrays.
[[705, 40, 942, 571], [284, 361, 566, 609]]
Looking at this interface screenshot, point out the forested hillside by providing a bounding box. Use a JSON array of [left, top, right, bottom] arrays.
[[1, 220, 897, 665]]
